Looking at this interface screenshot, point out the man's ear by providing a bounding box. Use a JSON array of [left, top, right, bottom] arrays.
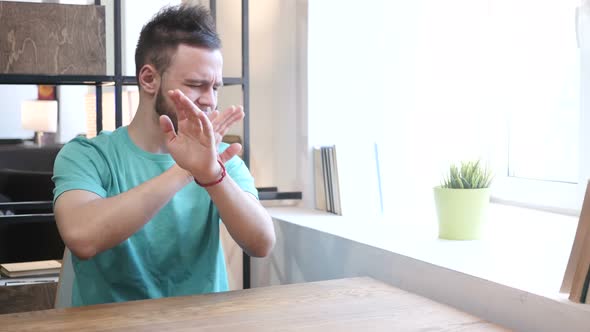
[[138, 64, 160, 94]]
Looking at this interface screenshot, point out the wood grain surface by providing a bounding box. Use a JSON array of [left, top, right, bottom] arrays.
[[0, 277, 509, 331], [0, 1, 105, 75], [0, 282, 57, 315]]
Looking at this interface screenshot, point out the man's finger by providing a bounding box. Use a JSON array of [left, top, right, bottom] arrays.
[[168, 90, 189, 121], [174, 92, 207, 135], [208, 109, 220, 123], [216, 106, 244, 129], [216, 109, 245, 137], [219, 143, 242, 163], [214, 132, 222, 146], [195, 110, 214, 139], [211, 107, 232, 131], [159, 115, 177, 142], [174, 89, 206, 121]]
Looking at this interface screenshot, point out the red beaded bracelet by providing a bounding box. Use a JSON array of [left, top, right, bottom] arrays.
[[194, 160, 226, 187]]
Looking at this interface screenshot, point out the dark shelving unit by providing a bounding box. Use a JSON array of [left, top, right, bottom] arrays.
[[0, 74, 135, 86], [0, 0, 302, 291], [0, 74, 247, 87]]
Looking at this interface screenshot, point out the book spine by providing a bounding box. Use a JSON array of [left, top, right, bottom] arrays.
[[322, 147, 333, 213], [313, 147, 327, 211]]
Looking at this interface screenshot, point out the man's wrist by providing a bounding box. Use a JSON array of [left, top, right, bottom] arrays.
[[194, 160, 226, 187], [170, 164, 194, 185]]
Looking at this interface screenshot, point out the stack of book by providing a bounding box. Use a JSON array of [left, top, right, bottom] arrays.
[[313, 145, 341, 215], [562, 181, 590, 303], [0, 260, 61, 279]]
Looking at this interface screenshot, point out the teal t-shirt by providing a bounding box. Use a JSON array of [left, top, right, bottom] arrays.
[[52, 126, 258, 306]]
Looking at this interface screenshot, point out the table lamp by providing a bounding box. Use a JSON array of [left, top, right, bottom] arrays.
[[21, 100, 58, 146]]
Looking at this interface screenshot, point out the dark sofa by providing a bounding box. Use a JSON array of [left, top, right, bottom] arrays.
[[0, 144, 60, 202], [0, 144, 65, 264]]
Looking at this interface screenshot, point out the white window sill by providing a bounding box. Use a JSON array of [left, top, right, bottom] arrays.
[[266, 203, 588, 307]]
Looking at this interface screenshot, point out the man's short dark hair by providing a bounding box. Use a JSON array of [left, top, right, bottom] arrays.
[[135, 5, 221, 79]]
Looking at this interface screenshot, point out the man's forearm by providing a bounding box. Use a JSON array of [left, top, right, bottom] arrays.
[[206, 177, 275, 257], [55, 164, 193, 259]]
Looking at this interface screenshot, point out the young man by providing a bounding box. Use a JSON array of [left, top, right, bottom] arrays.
[[52, 5, 275, 306]]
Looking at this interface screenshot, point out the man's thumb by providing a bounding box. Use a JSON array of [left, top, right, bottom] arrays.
[[219, 143, 242, 163], [159, 115, 177, 142]]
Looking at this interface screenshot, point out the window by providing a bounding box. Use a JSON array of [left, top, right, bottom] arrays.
[[490, 0, 583, 213], [375, 0, 586, 216]]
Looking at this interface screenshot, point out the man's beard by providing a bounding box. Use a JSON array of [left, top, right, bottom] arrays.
[[155, 86, 178, 132], [155, 88, 213, 132]]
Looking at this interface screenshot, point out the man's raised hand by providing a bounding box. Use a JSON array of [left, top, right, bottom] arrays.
[[159, 89, 221, 184], [208, 105, 245, 163]]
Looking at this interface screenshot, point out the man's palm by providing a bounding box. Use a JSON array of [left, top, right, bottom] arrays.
[[160, 90, 218, 182], [161, 116, 216, 176], [208, 105, 245, 163], [159, 90, 245, 180]]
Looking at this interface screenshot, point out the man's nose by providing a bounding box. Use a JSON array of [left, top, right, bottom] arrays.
[[197, 88, 215, 109]]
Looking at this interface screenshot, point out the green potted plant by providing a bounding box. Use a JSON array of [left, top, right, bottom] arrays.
[[434, 160, 493, 240]]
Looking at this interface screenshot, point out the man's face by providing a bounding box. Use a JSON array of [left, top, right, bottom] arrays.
[[155, 44, 223, 129]]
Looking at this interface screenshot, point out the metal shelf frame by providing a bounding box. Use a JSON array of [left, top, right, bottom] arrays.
[[0, 0, 303, 291]]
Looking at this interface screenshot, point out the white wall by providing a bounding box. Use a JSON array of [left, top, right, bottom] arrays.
[[301, 0, 510, 219], [58, 86, 87, 142], [0, 85, 37, 139], [303, 0, 387, 216], [218, 0, 302, 193], [210, 0, 304, 289], [122, 0, 181, 76]]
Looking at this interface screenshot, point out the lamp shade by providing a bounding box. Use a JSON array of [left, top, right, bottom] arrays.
[[21, 100, 58, 133]]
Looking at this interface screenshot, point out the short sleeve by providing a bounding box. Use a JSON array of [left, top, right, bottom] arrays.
[[220, 144, 258, 199], [52, 138, 110, 203]]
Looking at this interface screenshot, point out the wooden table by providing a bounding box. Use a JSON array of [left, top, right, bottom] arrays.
[[0, 277, 508, 331]]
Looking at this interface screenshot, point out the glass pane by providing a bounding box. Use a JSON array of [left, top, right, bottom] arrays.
[[499, 0, 580, 183]]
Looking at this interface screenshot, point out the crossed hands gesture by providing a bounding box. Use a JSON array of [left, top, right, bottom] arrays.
[[159, 89, 245, 183]]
